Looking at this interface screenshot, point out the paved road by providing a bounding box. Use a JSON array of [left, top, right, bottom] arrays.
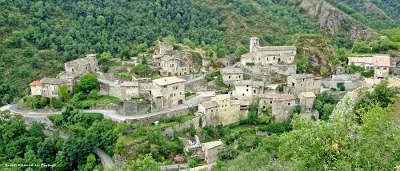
[[1, 105, 115, 169]]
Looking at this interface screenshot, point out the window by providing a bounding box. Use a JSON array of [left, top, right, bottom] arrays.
[[229, 76, 231, 79], [253, 90, 256, 93], [288, 103, 291, 106], [246, 89, 249, 92], [270, 101, 272, 104], [242, 93, 245, 96], [292, 82, 295, 86]]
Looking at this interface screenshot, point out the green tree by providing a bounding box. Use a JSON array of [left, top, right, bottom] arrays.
[[78, 73, 99, 94], [84, 154, 96, 171], [126, 154, 160, 171], [296, 55, 309, 73]]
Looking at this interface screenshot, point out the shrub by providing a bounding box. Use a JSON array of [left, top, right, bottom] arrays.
[[337, 82, 345, 91], [50, 97, 63, 109]]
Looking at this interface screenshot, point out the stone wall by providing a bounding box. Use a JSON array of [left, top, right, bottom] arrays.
[[118, 101, 151, 116]]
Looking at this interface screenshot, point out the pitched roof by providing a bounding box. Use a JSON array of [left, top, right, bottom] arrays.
[[200, 101, 218, 109], [256, 46, 296, 52], [119, 80, 139, 87], [202, 140, 223, 150], [29, 81, 41, 87], [153, 77, 185, 86], [289, 74, 321, 80], [348, 54, 391, 67], [40, 78, 63, 85], [299, 92, 316, 98], [260, 93, 296, 100], [220, 67, 243, 74]]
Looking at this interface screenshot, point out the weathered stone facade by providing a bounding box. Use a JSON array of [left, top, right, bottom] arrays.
[[160, 55, 191, 76], [287, 74, 322, 96], [232, 80, 264, 101], [64, 54, 99, 77], [220, 67, 244, 84], [202, 140, 223, 164], [260, 93, 296, 121], [30, 78, 63, 98], [348, 54, 390, 79], [99, 80, 140, 101], [299, 92, 319, 119], [151, 77, 185, 109], [241, 37, 296, 66], [198, 94, 241, 126]]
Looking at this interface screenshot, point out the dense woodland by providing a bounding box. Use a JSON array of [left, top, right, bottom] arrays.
[[1, 0, 400, 170]]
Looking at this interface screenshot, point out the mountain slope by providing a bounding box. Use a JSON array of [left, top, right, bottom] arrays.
[[1, 0, 400, 104]]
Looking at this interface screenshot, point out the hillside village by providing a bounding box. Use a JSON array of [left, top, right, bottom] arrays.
[[17, 36, 399, 169]]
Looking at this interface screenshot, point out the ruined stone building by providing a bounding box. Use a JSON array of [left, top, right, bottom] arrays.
[[299, 92, 319, 119], [153, 42, 173, 67], [287, 74, 322, 96], [260, 93, 297, 121], [153, 42, 193, 76], [151, 77, 185, 109], [240, 37, 297, 66], [64, 54, 99, 77], [30, 78, 64, 98], [220, 67, 244, 85], [202, 140, 223, 164], [160, 55, 191, 76], [232, 80, 264, 101], [198, 94, 241, 126], [99, 80, 139, 101], [348, 54, 390, 79], [60, 54, 99, 86]]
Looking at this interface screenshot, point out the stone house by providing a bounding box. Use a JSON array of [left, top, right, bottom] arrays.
[[202, 140, 223, 164], [348, 54, 390, 79], [287, 74, 322, 96], [220, 67, 244, 84], [260, 93, 296, 121], [153, 42, 173, 67], [160, 55, 191, 76], [99, 80, 140, 101], [241, 37, 296, 66], [232, 80, 264, 101], [198, 94, 241, 126], [30, 78, 64, 98], [64, 54, 99, 77], [29, 81, 42, 96], [151, 77, 185, 109], [299, 92, 319, 119]]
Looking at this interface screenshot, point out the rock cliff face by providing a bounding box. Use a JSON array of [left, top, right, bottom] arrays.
[[298, 0, 376, 40]]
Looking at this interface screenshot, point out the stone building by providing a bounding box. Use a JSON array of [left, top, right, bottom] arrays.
[[202, 140, 223, 164], [232, 80, 264, 101], [160, 55, 191, 76], [287, 74, 322, 96], [241, 37, 296, 66], [151, 77, 185, 109], [198, 94, 241, 126], [30, 78, 64, 98], [153, 42, 173, 67], [299, 92, 319, 119], [64, 54, 99, 77], [99, 80, 140, 101], [220, 67, 244, 84], [348, 54, 390, 79], [29, 81, 42, 96], [260, 93, 296, 121]]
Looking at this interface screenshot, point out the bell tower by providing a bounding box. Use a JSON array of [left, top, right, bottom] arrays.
[[249, 37, 259, 53]]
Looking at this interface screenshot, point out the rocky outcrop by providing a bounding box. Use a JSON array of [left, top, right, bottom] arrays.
[[298, 0, 376, 40]]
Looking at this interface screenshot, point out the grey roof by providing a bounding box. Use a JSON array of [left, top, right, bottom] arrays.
[[153, 77, 185, 86], [260, 93, 296, 100], [200, 101, 218, 109], [40, 78, 63, 85], [233, 80, 264, 87], [289, 74, 321, 80], [220, 67, 244, 74]]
